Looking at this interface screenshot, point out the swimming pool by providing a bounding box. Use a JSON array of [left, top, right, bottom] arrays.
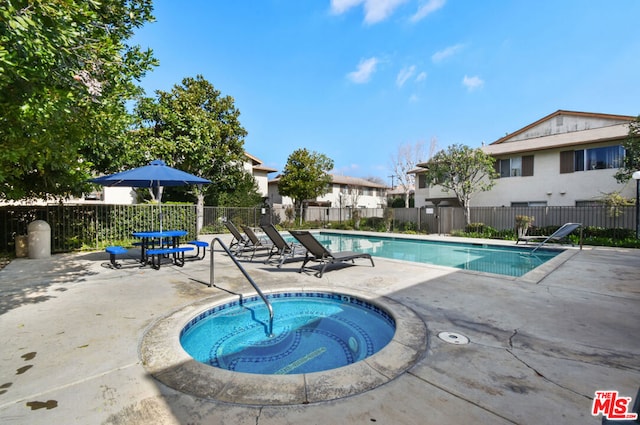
[[141, 289, 427, 405], [303, 232, 561, 277], [180, 292, 396, 374]]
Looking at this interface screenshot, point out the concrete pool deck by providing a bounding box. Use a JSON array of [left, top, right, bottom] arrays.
[[0, 232, 638, 424]]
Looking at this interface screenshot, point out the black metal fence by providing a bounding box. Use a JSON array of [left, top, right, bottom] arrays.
[[0, 204, 197, 254], [1, 204, 636, 254], [202, 206, 271, 233]]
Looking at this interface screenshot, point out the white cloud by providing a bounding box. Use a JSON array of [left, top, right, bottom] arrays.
[[462, 75, 484, 91], [363, 0, 409, 24], [410, 0, 446, 22], [330, 0, 409, 24], [409, 94, 420, 102], [431, 43, 464, 63], [330, 0, 363, 15], [396, 65, 416, 87], [415, 71, 427, 82], [347, 57, 379, 83]]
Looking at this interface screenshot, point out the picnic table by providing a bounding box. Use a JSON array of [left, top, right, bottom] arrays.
[[132, 230, 189, 268]]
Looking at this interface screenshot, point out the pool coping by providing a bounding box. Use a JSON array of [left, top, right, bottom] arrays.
[[139, 286, 428, 405]]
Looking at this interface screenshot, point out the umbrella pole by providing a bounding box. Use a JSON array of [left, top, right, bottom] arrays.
[[158, 185, 163, 235]]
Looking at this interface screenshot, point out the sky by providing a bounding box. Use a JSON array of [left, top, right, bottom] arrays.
[[130, 0, 640, 185]]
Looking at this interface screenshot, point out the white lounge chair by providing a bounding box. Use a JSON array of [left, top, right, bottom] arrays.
[[517, 223, 582, 253]]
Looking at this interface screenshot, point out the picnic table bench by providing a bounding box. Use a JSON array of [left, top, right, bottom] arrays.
[[146, 246, 193, 269]]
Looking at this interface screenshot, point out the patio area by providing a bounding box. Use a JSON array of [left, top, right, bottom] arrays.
[[0, 232, 638, 425]]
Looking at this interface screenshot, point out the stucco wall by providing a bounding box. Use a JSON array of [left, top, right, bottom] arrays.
[[102, 187, 137, 204], [414, 146, 636, 208], [472, 148, 635, 207]]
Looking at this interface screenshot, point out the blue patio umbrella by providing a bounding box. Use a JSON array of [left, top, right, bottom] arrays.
[[91, 159, 211, 230]]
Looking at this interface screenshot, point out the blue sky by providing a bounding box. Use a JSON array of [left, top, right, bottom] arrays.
[[131, 0, 640, 184]]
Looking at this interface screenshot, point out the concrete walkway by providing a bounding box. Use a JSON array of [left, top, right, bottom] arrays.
[[0, 233, 638, 425]]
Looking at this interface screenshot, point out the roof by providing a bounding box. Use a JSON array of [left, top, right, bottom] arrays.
[[482, 123, 630, 156], [244, 152, 277, 173], [269, 174, 387, 188], [329, 174, 387, 188], [411, 110, 635, 168], [387, 185, 415, 195], [244, 152, 263, 165], [491, 110, 634, 145], [252, 165, 278, 173]]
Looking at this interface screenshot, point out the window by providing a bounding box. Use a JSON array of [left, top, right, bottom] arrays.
[[511, 201, 547, 207], [418, 174, 427, 189], [497, 155, 534, 177], [560, 145, 624, 173], [499, 159, 510, 177], [586, 146, 624, 170], [510, 157, 522, 176], [575, 200, 604, 207]]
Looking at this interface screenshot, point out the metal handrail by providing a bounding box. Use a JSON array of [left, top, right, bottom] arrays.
[[209, 237, 274, 337]]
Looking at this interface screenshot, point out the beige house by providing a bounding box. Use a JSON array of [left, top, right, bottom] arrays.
[[83, 152, 275, 204], [268, 174, 387, 208], [413, 110, 637, 208], [242, 153, 277, 198]]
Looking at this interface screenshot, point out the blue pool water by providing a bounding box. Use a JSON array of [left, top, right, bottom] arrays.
[[304, 232, 561, 277], [180, 292, 395, 375]]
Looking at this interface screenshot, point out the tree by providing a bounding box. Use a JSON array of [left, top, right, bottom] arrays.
[[0, 0, 157, 200], [389, 140, 429, 207], [278, 148, 334, 224], [420, 144, 497, 225], [614, 115, 640, 183], [216, 173, 264, 207], [130, 75, 250, 212]]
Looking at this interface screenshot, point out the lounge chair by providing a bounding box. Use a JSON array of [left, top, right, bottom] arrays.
[[240, 225, 275, 260], [516, 223, 582, 252], [260, 224, 306, 267], [289, 230, 374, 277], [224, 220, 250, 252]]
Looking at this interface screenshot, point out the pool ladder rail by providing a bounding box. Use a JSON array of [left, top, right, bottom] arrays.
[[209, 237, 274, 337]]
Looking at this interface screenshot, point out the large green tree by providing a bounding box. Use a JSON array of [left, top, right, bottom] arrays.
[[615, 115, 640, 183], [0, 0, 157, 200], [420, 144, 497, 225], [130, 75, 251, 207], [278, 148, 333, 224], [217, 173, 264, 207]]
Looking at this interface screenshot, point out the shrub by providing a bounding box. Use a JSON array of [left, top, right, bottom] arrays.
[[465, 222, 485, 233], [515, 215, 535, 229], [389, 198, 405, 208], [402, 221, 417, 232]]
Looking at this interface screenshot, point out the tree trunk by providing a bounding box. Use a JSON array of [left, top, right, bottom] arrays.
[[464, 204, 471, 226], [297, 201, 304, 226], [196, 192, 204, 234]]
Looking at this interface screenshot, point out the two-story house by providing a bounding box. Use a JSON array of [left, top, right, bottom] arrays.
[[413, 110, 636, 208], [242, 152, 278, 198], [268, 174, 387, 209]]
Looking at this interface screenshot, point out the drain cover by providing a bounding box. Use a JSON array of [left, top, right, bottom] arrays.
[[437, 331, 469, 345]]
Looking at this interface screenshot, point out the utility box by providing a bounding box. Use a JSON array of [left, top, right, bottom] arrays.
[[15, 235, 28, 257], [28, 220, 51, 259]]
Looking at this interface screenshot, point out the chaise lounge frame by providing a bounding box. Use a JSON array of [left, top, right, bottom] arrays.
[[289, 230, 374, 278], [517, 222, 582, 253], [260, 224, 306, 267]]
